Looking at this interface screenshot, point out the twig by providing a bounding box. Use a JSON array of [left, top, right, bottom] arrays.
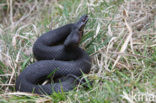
[[0, 74, 12, 76], [0, 84, 15, 86], [9, 0, 13, 25], [112, 13, 133, 69], [130, 13, 153, 26], [1, 92, 39, 96]]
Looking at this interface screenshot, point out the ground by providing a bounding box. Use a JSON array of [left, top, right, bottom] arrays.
[[0, 0, 156, 103]]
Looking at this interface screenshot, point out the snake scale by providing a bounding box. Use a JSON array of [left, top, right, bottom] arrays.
[[15, 15, 91, 95]]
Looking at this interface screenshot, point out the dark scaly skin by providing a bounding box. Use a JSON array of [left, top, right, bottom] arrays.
[[15, 15, 91, 95]]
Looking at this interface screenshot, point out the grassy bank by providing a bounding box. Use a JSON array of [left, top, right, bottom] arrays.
[[0, 0, 156, 102]]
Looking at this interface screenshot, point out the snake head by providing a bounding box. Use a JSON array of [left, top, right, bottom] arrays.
[[75, 14, 88, 31], [64, 15, 88, 47]]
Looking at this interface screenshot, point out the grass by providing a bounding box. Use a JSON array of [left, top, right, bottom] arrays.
[[0, 0, 156, 103]]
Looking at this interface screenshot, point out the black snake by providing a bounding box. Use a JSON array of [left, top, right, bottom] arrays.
[[15, 15, 91, 95]]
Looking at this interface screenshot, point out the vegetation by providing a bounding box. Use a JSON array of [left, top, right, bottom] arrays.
[[0, 0, 156, 102]]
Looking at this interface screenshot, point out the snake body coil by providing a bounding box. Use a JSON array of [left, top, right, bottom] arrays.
[[15, 15, 91, 95]]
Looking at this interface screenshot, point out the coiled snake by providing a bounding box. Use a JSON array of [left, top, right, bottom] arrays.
[[15, 15, 91, 95]]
